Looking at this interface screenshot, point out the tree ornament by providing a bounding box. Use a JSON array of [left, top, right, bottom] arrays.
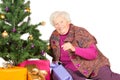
[[47, 45, 50, 50], [40, 21, 46, 26], [2, 30, 8, 38], [31, 43, 35, 48], [41, 50, 45, 55], [25, 8, 31, 13], [12, 27, 16, 32], [3, 61, 14, 68], [5, 7, 9, 12], [0, 14, 5, 19], [28, 35, 33, 40]]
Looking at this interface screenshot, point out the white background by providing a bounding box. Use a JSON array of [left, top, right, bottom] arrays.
[[1, 0, 120, 73]]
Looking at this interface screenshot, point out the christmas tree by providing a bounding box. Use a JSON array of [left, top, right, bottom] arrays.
[[0, 0, 49, 65]]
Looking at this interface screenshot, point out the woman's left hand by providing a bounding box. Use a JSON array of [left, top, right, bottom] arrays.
[[61, 42, 75, 52]]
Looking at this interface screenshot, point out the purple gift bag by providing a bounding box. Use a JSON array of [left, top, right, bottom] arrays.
[[51, 63, 73, 80]]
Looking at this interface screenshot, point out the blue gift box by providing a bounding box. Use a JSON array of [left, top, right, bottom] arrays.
[[51, 63, 73, 80]]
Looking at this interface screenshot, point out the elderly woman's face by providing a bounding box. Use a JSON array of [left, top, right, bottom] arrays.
[[53, 16, 70, 35]]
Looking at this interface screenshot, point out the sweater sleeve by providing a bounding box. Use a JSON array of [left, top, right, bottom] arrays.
[[75, 44, 98, 60]]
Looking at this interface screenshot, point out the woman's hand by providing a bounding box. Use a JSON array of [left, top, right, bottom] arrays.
[[61, 42, 75, 52]]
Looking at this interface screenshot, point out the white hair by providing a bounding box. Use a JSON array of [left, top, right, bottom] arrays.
[[50, 11, 71, 26]]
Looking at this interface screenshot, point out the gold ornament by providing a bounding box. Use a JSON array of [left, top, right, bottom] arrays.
[[29, 68, 47, 80], [2, 30, 8, 38], [0, 14, 5, 19], [26, 65, 47, 80], [25, 8, 31, 13], [40, 21, 46, 26], [47, 45, 50, 50], [3, 62, 14, 68], [28, 35, 33, 40]]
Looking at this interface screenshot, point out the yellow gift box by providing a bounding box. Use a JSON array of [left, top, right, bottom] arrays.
[[0, 67, 27, 80]]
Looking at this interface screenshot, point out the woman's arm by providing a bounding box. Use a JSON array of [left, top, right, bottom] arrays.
[[75, 44, 98, 60]]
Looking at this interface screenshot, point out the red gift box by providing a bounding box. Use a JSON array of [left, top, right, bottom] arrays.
[[18, 59, 50, 80]]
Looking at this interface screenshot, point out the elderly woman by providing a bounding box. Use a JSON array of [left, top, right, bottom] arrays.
[[49, 11, 120, 80]]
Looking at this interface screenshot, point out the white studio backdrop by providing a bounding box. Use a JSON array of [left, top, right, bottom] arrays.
[[0, 0, 120, 73]]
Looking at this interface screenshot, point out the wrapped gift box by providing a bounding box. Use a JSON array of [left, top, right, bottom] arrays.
[[0, 67, 27, 80], [18, 59, 50, 80], [51, 63, 73, 80]]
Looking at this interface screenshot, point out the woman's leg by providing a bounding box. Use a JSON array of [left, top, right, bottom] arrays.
[[93, 66, 120, 80], [66, 68, 86, 80]]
